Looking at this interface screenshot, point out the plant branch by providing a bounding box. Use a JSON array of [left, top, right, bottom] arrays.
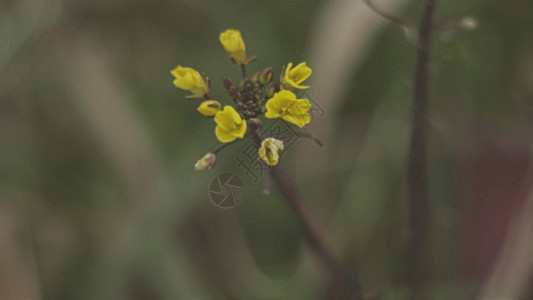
[[240, 64, 247, 79], [269, 166, 362, 298], [407, 0, 438, 298], [211, 140, 237, 154], [249, 130, 362, 298]]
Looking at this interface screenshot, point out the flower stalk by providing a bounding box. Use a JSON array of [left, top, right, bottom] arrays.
[[172, 27, 353, 297], [269, 166, 362, 298]]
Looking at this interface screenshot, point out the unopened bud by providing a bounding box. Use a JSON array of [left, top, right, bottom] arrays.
[[259, 68, 274, 85], [247, 118, 262, 130], [266, 82, 277, 98], [197, 100, 222, 117], [228, 86, 238, 97], [250, 71, 260, 84], [195, 153, 216, 171], [223, 78, 234, 90]]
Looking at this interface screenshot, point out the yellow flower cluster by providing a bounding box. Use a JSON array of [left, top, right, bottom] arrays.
[[171, 29, 316, 169]]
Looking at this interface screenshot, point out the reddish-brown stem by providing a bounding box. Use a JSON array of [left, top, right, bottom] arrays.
[[250, 128, 361, 297], [269, 167, 362, 298], [240, 64, 247, 79], [211, 141, 235, 154], [407, 0, 438, 298]]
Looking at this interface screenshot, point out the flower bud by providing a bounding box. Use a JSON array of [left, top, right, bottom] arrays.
[[266, 82, 277, 98], [228, 86, 238, 97], [197, 100, 222, 117], [171, 65, 210, 98], [250, 71, 260, 84], [247, 118, 262, 130], [223, 78, 234, 90], [258, 138, 284, 166], [259, 68, 274, 85], [195, 153, 216, 171], [219, 29, 248, 65]]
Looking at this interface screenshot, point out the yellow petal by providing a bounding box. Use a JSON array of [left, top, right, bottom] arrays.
[[227, 106, 243, 125], [288, 99, 311, 115], [290, 62, 312, 84], [281, 62, 312, 90], [215, 126, 237, 143], [234, 120, 247, 138], [214, 106, 247, 143], [171, 65, 209, 96], [282, 114, 310, 128], [265, 100, 281, 119], [214, 106, 239, 130]]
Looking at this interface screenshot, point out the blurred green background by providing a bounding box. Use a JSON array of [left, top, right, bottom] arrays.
[[1, 0, 533, 299]]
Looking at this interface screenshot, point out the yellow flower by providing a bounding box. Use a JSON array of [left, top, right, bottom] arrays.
[[197, 100, 222, 117], [195, 153, 216, 170], [281, 62, 312, 90], [219, 29, 248, 65], [214, 106, 247, 143], [265, 90, 311, 128], [171, 65, 209, 98], [258, 138, 284, 166]]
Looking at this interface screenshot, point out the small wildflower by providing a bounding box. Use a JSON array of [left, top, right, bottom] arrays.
[[172, 28, 318, 170], [258, 138, 284, 166], [171, 66, 209, 98], [214, 106, 247, 143], [281, 62, 312, 90], [195, 153, 216, 170], [197, 100, 222, 117], [219, 29, 248, 65], [265, 90, 311, 128]]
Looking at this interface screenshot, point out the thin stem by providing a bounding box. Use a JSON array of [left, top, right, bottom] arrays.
[[240, 64, 247, 79], [407, 0, 438, 298], [294, 128, 324, 147], [211, 140, 237, 154], [250, 127, 361, 297], [269, 167, 362, 298]]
